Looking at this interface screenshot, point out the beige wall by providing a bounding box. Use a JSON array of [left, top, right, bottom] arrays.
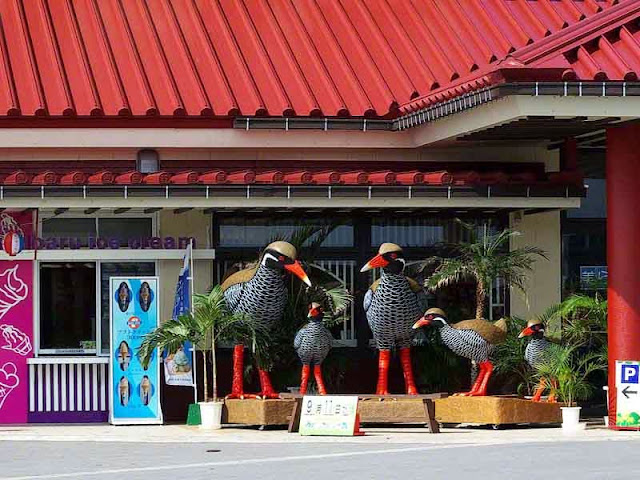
[[509, 210, 561, 321], [157, 210, 213, 323]]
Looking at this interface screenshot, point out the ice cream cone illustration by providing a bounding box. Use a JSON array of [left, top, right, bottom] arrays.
[[139, 376, 151, 406], [0, 324, 32, 356], [0, 362, 19, 410], [119, 377, 130, 407], [0, 266, 28, 321], [117, 341, 131, 371]]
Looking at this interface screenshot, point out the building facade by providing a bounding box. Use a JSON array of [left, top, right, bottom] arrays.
[[0, 0, 637, 426]]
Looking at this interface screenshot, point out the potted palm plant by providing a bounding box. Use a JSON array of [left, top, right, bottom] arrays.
[[425, 222, 546, 319], [535, 344, 606, 432], [139, 286, 259, 429]]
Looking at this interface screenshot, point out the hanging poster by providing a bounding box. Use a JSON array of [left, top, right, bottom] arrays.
[[109, 277, 162, 425]]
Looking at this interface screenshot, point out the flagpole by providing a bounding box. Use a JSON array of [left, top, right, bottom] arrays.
[[188, 238, 198, 404]]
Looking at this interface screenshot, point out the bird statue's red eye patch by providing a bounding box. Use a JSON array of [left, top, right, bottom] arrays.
[[279, 256, 285, 261], [390, 253, 397, 259]]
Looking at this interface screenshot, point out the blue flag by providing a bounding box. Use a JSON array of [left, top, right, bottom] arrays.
[[165, 243, 195, 387]]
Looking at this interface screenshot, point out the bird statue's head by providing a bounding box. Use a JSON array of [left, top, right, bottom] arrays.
[[360, 243, 405, 274], [518, 319, 544, 339], [307, 302, 324, 322], [413, 308, 448, 329], [261, 241, 312, 286]]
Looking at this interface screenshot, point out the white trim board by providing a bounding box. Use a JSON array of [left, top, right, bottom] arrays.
[[0, 196, 581, 209], [411, 95, 640, 146]]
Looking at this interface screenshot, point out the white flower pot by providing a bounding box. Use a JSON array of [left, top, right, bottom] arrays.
[[199, 401, 224, 430], [561, 406, 582, 432]]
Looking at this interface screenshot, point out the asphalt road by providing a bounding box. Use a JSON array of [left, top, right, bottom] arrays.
[[1, 439, 636, 480]]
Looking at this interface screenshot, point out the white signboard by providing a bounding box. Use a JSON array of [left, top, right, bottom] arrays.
[[615, 360, 640, 427], [299, 395, 359, 436]]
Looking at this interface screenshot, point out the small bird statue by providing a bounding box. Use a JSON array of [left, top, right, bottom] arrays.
[[294, 302, 334, 395], [222, 241, 311, 399], [519, 318, 556, 402], [413, 308, 507, 396], [362, 243, 427, 395]]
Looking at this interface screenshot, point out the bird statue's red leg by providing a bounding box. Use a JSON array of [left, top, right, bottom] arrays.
[[314, 365, 327, 395], [376, 349, 391, 395], [455, 362, 486, 396], [226, 344, 258, 399], [532, 378, 546, 402], [470, 361, 493, 396], [299, 364, 311, 395], [399, 347, 418, 395], [547, 378, 558, 403], [257, 369, 280, 399]]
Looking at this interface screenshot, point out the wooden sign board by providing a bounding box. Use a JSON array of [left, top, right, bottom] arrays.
[[299, 395, 360, 436]]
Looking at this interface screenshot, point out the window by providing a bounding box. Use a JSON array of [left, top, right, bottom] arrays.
[[99, 218, 154, 245], [40, 217, 153, 248], [41, 218, 97, 247], [137, 149, 160, 173], [372, 218, 445, 247], [39, 263, 97, 353], [218, 218, 353, 248]]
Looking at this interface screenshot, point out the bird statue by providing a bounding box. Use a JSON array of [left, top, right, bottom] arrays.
[[361, 243, 428, 395], [519, 318, 556, 402], [294, 302, 334, 395], [222, 241, 312, 399], [413, 308, 507, 396]]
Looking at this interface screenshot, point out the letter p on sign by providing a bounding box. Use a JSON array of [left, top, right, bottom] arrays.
[[621, 364, 639, 384]]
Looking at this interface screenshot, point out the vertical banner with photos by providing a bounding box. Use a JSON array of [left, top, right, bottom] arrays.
[[109, 277, 162, 425], [165, 243, 195, 387]]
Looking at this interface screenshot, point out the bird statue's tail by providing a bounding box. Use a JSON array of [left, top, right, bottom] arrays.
[[492, 318, 508, 344]]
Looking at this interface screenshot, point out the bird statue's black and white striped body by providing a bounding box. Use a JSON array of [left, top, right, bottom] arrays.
[[222, 241, 311, 399], [524, 337, 552, 369], [295, 303, 333, 395], [519, 319, 556, 402], [224, 264, 288, 332], [414, 308, 507, 396], [361, 243, 428, 395]]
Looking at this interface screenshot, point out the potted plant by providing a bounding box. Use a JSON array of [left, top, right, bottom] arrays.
[[139, 285, 258, 429], [424, 222, 546, 319], [535, 344, 606, 432]]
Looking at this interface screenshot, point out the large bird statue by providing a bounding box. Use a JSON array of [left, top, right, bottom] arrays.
[[361, 243, 427, 395], [222, 241, 311, 399], [294, 302, 333, 395], [413, 308, 507, 396], [519, 318, 556, 402]]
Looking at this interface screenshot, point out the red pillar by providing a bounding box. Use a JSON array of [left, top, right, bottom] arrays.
[[607, 123, 640, 428]]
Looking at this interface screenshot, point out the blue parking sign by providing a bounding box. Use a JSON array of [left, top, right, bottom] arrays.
[[621, 364, 639, 384]]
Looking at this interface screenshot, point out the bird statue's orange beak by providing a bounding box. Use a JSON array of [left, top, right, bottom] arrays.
[[285, 260, 312, 286], [360, 254, 389, 272], [412, 316, 431, 329], [518, 326, 535, 338]]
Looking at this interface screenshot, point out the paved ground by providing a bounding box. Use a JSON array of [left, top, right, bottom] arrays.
[[1, 425, 639, 479]]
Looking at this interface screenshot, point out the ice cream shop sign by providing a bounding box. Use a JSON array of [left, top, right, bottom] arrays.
[[24, 236, 196, 250]]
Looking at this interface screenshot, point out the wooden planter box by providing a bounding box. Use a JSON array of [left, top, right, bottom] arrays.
[[435, 396, 562, 426], [223, 399, 297, 426]]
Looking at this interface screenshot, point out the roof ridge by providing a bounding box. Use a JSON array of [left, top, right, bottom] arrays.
[[513, 0, 640, 65]]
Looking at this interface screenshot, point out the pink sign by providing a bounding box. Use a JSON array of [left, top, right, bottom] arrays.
[[0, 212, 33, 424], [0, 261, 33, 423]]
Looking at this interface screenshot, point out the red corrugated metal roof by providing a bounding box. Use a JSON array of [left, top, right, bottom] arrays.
[[400, 0, 640, 113], [0, 0, 630, 119]]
